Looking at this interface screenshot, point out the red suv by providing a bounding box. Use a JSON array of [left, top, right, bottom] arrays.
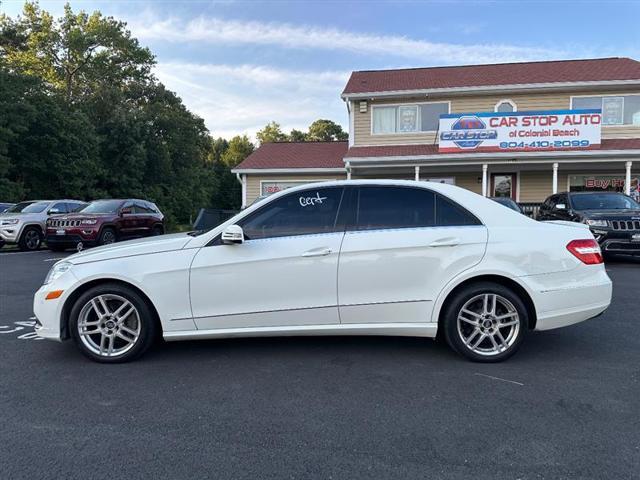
[[45, 199, 165, 251]]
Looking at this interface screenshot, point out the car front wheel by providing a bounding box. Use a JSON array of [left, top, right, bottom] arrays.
[[98, 227, 117, 246], [69, 283, 157, 363], [19, 227, 42, 251], [443, 282, 528, 362]]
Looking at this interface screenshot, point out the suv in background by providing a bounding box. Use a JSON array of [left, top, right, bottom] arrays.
[[45, 199, 165, 251], [0, 200, 87, 251], [538, 191, 640, 256], [0, 203, 14, 213]]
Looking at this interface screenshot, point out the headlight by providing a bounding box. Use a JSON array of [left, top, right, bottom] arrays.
[[44, 262, 72, 285], [1, 219, 19, 225], [80, 219, 98, 225], [586, 219, 609, 227]]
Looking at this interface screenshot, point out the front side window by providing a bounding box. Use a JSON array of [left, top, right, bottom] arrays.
[[572, 95, 640, 126], [372, 102, 449, 134], [240, 187, 344, 240], [80, 200, 124, 214], [50, 202, 68, 213]]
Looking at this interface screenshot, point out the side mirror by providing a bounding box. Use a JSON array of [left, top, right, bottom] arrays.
[[555, 203, 566, 210], [47, 208, 60, 215], [221, 224, 244, 245]]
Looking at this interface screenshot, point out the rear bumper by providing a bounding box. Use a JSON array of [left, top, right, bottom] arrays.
[[526, 267, 612, 331]]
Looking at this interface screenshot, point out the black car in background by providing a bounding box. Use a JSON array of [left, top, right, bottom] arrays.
[[489, 197, 524, 214], [538, 191, 640, 256]]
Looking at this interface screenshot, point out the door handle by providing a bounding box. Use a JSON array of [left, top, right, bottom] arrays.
[[429, 237, 460, 247], [302, 247, 332, 257]]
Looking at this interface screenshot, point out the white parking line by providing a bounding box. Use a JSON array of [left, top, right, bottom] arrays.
[[474, 373, 524, 386]]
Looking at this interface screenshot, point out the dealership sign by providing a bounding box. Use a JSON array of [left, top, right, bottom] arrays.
[[439, 109, 601, 153]]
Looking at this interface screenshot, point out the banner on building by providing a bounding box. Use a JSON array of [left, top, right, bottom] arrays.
[[438, 109, 601, 153]]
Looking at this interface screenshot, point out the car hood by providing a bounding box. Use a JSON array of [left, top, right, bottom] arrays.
[[0, 212, 42, 222], [579, 209, 640, 220], [55, 212, 116, 220], [64, 232, 194, 265]]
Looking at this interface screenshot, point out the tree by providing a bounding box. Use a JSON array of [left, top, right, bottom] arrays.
[[256, 121, 288, 144], [307, 119, 348, 141], [289, 129, 307, 142], [210, 137, 229, 164], [221, 135, 254, 168], [1, 2, 154, 101]]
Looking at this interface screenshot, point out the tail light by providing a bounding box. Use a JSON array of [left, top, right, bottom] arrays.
[[566, 239, 603, 265]]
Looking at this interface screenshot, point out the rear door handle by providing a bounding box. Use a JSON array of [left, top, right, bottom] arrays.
[[429, 237, 461, 247], [302, 247, 333, 257]]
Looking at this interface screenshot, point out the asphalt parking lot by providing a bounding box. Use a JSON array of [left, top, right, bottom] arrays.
[[1, 250, 639, 479]]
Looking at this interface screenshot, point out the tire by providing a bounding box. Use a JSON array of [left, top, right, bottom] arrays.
[[48, 244, 67, 252], [69, 283, 158, 363], [18, 226, 42, 251], [151, 225, 164, 236], [443, 282, 528, 363], [98, 227, 117, 246]]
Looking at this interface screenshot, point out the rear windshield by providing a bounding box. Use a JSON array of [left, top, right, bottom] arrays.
[[571, 194, 640, 210], [6, 201, 49, 213], [79, 200, 123, 214]]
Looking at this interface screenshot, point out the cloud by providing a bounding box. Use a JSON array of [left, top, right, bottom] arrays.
[[131, 15, 567, 64], [153, 63, 350, 139]]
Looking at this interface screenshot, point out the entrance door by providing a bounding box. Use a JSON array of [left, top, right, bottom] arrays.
[[491, 173, 517, 200]]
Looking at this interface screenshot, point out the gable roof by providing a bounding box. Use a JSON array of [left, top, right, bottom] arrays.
[[233, 141, 348, 171], [342, 57, 640, 97]]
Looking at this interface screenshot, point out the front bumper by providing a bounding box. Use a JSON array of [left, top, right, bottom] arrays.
[[0, 225, 21, 243], [45, 227, 99, 248], [591, 228, 640, 255], [33, 269, 79, 341]]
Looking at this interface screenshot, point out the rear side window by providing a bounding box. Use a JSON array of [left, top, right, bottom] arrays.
[[240, 187, 345, 240], [355, 186, 480, 231], [436, 195, 481, 226], [356, 186, 435, 230]]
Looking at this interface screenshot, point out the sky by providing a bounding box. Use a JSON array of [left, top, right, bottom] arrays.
[[3, 0, 640, 140]]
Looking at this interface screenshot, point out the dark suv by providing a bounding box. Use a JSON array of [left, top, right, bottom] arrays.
[[45, 199, 165, 251], [538, 191, 640, 256]]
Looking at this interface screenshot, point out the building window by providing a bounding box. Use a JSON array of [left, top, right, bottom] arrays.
[[494, 99, 517, 112], [569, 174, 640, 201], [571, 95, 640, 126], [372, 102, 449, 134]]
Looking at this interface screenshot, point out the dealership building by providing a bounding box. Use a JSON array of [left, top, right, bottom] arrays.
[[233, 57, 640, 208]]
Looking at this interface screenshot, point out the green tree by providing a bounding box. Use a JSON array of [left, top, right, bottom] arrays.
[[1, 1, 154, 101], [307, 119, 348, 141], [210, 137, 229, 164], [221, 135, 254, 168], [289, 128, 307, 142], [256, 121, 288, 144]]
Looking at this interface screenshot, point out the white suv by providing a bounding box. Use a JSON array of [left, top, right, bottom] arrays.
[[0, 200, 86, 251]]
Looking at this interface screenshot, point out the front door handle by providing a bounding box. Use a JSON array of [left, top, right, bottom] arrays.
[[302, 247, 332, 257], [429, 237, 461, 248]]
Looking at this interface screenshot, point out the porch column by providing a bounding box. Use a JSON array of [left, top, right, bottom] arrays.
[[625, 161, 632, 195], [552, 162, 559, 194], [414, 166, 420, 181], [346, 161, 352, 181], [481, 164, 488, 197], [241, 174, 247, 209]]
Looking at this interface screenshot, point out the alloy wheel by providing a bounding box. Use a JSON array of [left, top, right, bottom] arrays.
[[77, 294, 141, 358], [25, 230, 41, 250], [456, 293, 521, 357], [102, 230, 116, 244]]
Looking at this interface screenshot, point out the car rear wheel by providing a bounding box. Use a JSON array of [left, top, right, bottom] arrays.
[[18, 227, 42, 251], [443, 282, 528, 362], [98, 227, 117, 246], [69, 283, 157, 363]]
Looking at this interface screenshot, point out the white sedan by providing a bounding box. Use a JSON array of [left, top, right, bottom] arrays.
[[34, 180, 612, 363]]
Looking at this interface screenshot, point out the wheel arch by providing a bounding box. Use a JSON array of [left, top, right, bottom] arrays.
[[60, 277, 162, 340], [434, 274, 538, 331], [18, 222, 43, 239]]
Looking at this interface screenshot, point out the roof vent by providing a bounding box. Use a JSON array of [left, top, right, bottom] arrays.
[[359, 101, 368, 113]]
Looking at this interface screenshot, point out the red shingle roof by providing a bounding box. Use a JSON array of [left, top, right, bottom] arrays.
[[342, 58, 640, 96], [235, 141, 348, 170], [345, 139, 640, 159]]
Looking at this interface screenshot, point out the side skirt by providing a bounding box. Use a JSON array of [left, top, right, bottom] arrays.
[[163, 323, 438, 341]]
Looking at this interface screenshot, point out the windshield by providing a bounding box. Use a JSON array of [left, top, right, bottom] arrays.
[[571, 194, 640, 210], [5, 201, 49, 214], [78, 200, 123, 214]]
